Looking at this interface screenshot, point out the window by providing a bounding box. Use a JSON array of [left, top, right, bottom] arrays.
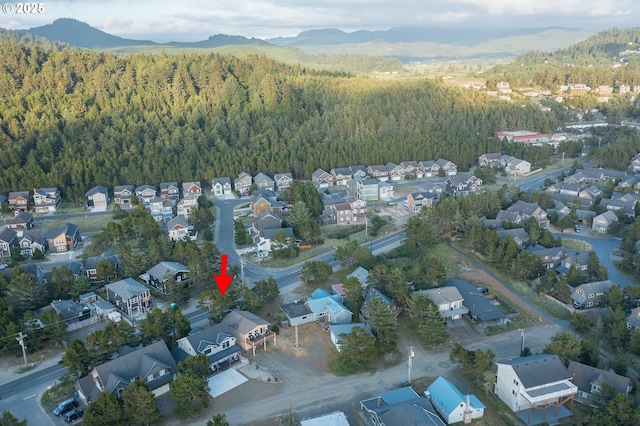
[[158, 369, 167, 376], [222, 341, 230, 349], [147, 374, 154, 382], [513, 379, 519, 386]]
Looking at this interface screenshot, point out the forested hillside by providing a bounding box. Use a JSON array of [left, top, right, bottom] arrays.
[[0, 41, 559, 200], [484, 27, 640, 90]]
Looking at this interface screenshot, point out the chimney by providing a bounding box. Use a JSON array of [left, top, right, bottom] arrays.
[[377, 396, 382, 408]]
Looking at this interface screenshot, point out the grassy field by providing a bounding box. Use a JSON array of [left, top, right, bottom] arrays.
[[33, 213, 113, 233]]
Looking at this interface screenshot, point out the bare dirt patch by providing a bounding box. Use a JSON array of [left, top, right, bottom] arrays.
[[459, 269, 554, 325]]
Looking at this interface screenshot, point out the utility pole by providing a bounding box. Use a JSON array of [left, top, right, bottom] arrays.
[[408, 346, 415, 384], [519, 329, 525, 356], [16, 331, 28, 367], [240, 258, 245, 285]]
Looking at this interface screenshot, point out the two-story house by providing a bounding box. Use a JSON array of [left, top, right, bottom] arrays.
[[135, 185, 158, 204], [253, 173, 275, 192], [167, 216, 195, 241], [75, 340, 177, 403], [497, 200, 549, 228], [222, 310, 274, 352], [105, 278, 152, 316], [571, 280, 614, 309], [5, 212, 34, 229], [311, 168, 334, 188], [527, 246, 566, 269], [568, 361, 632, 407], [330, 167, 353, 186], [385, 162, 405, 181], [47, 223, 80, 252], [407, 191, 437, 212], [33, 187, 61, 213], [8, 191, 30, 213], [174, 324, 242, 373], [139, 261, 189, 294], [399, 161, 422, 178], [420, 287, 468, 321], [212, 177, 233, 197], [234, 172, 253, 195], [356, 178, 379, 201], [177, 194, 198, 219], [85, 185, 109, 210], [349, 165, 368, 179], [444, 174, 483, 196], [0, 228, 18, 258], [147, 197, 174, 223], [592, 211, 618, 234], [17, 229, 47, 257], [627, 306, 640, 331], [435, 158, 458, 176], [181, 181, 202, 197], [159, 182, 180, 203], [478, 152, 502, 167], [495, 354, 577, 422], [113, 185, 135, 207], [273, 173, 293, 192], [367, 164, 389, 181]]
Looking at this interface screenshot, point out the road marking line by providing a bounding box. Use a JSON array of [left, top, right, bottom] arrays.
[[23, 394, 36, 400]]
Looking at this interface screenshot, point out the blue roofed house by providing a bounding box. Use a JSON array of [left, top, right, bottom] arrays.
[[360, 386, 446, 426], [306, 289, 353, 325], [328, 323, 373, 352], [426, 376, 485, 424]]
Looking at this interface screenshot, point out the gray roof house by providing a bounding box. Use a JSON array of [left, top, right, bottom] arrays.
[[85, 185, 109, 210], [570, 280, 615, 309], [567, 360, 631, 407], [75, 340, 178, 403], [212, 177, 233, 196], [419, 287, 468, 321], [253, 173, 275, 191], [173, 323, 242, 371], [139, 261, 190, 294], [311, 168, 334, 188], [222, 310, 274, 351], [105, 278, 152, 317], [5, 211, 34, 229], [273, 173, 293, 192], [360, 386, 446, 426], [447, 279, 507, 328]]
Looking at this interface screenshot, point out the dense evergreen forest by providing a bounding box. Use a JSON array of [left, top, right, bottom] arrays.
[[484, 27, 640, 91], [0, 40, 560, 200]]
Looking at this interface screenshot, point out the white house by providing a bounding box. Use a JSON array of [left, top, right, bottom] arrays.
[[426, 376, 485, 424], [420, 287, 468, 321]]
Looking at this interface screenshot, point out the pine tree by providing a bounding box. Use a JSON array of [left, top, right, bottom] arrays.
[[169, 373, 210, 416], [123, 380, 161, 426], [83, 392, 124, 426]]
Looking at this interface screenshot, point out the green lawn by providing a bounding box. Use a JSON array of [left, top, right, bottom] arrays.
[[33, 214, 113, 233]]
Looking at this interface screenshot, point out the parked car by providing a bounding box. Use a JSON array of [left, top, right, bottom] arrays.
[[53, 398, 78, 416], [0, 264, 7, 270], [64, 408, 84, 423], [476, 286, 489, 294]]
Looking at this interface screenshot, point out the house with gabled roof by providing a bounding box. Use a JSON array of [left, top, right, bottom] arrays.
[[592, 210, 618, 233], [350, 165, 368, 179], [167, 216, 194, 241], [570, 280, 614, 309], [182, 181, 202, 197], [85, 185, 109, 210], [478, 152, 502, 167], [386, 162, 405, 181], [0, 228, 17, 258], [356, 178, 379, 201], [347, 266, 369, 285], [212, 177, 233, 197], [435, 158, 458, 176], [105, 278, 152, 316], [135, 185, 157, 204], [328, 323, 373, 352], [311, 168, 334, 188], [139, 261, 189, 294], [17, 229, 46, 257], [447, 279, 507, 328], [419, 287, 468, 321], [47, 223, 80, 252], [234, 172, 253, 195], [627, 306, 640, 331], [5, 211, 34, 229], [330, 167, 353, 186], [426, 376, 485, 424], [273, 173, 293, 192], [33, 187, 61, 213], [527, 245, 566, 269], [400, 161, 422, 178], [306, 289, 353, 325], [567, 361, 632, 407], [360, 386, 446, 426], [176, 194, 198, 219], [256, 227, 294, 253], [497, 228, 530, 247], [159, 182, 180, 202], [495, 354, 577, 424], [506, 157, 532, 175], [147, 197, 174, 223], [379, 181, 394, 199], [8, 191, 30, 213], [407, 191, 437, 212], [174, 323, 242, 372], [253, 173, 275, 191], [113, 185, 135, 207], [85, 253, 121, 284], [497, 200, 548, 228], [444, 174, 483, 196], [251, 191, 284, 217], [75, 340, 177, 403], [222, 310, 274, 351], [367, 164, 390, 181]]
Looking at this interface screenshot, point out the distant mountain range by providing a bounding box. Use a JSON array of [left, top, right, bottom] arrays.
[[15, 18, 596, 60]]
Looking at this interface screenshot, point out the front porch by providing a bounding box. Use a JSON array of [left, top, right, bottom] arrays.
[[246, 330, 276, 354]]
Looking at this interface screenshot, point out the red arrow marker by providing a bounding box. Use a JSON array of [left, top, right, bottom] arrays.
[[214, 254, 234, 296]]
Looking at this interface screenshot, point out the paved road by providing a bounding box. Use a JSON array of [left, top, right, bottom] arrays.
[[497, 166, 572, 193]]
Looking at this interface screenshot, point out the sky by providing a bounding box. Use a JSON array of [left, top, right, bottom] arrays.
[[2, 0, 639, 42]]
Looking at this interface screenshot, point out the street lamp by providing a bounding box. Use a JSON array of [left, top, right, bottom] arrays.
[[408, 346, 415, 384], [518, 329, 525, 356]]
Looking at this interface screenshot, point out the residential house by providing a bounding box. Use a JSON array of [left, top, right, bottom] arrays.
[[256, 227, 294, 253], [147, 197, 174, 223], [85, 253, 121, 284], [113, 185, 135, 207], [378, 181, 394, 199], [420, 287, 468, 321], [447, 279, 508, 328], [497, 200, 549, 228], [8, 191, 30, 213], [105, 278, 152, 317], [600, 193, 640, 217], [629, 153, 640, 173], [273, 173, 293, 192], [34, 261, 83, 285], [546, 191, 595, 210], [356, 178, 379, 201], [559, 253, 591, 274], [571, 280, 614, 309], [311, 168, 334, 188], [328, 323, 373, 352], [325, 199, 366, 225], [135, 185, 157, 204], [407, 191, 437, 212], [0, 228, 17, 257], [361, 287, 398, 322], [33, 187, 61, 213], [167, 216, 194, 241], [212, 177, 233, 197], [139, 261, 189, 294], [250, 212, 282, 242], [174, 324, 242, 372], [47, 223, 80, 252], [495, 354, 577, 423], [617, 175, 640, 193], [385, 162, 405, 181], [51, 299, 91, 324], [592, 211, 618, 233], [16, 229, 46, 257], [85, 185, 109, 210], [567, 361, 632, 407], [159, 182, 180, 203], [280, 300, 314, 327], [330, 167, 353, 186], [75, 340, 177, 403], [627, 306, 640, 331], [478, 152, 503, 167], [253, 173, 275, 191], [506, 157, 532, 175], [222, 310, 274, 351], [444, 174, 483, 196], [367, 164, 390, 181], [426, 376, 485, 424], [182, 181, 202, 197], [527, 246, 566, 269], [497, 228, 530, 247], [5, 212, 34, 229], [176, 194, 198, 219], [331, 283, 347, 303], [251, 192, 275, 217], [234, 172, 253, 195], [360, 386, 446, 426], [435, 158, 458, 176], [349, 165, 368, 179], [399, 161, 422, 178], [306, 288, 353, 325], [347, 266, 369, 286]]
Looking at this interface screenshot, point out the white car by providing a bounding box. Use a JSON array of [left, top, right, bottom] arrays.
[[244, 247, 256, 254]]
